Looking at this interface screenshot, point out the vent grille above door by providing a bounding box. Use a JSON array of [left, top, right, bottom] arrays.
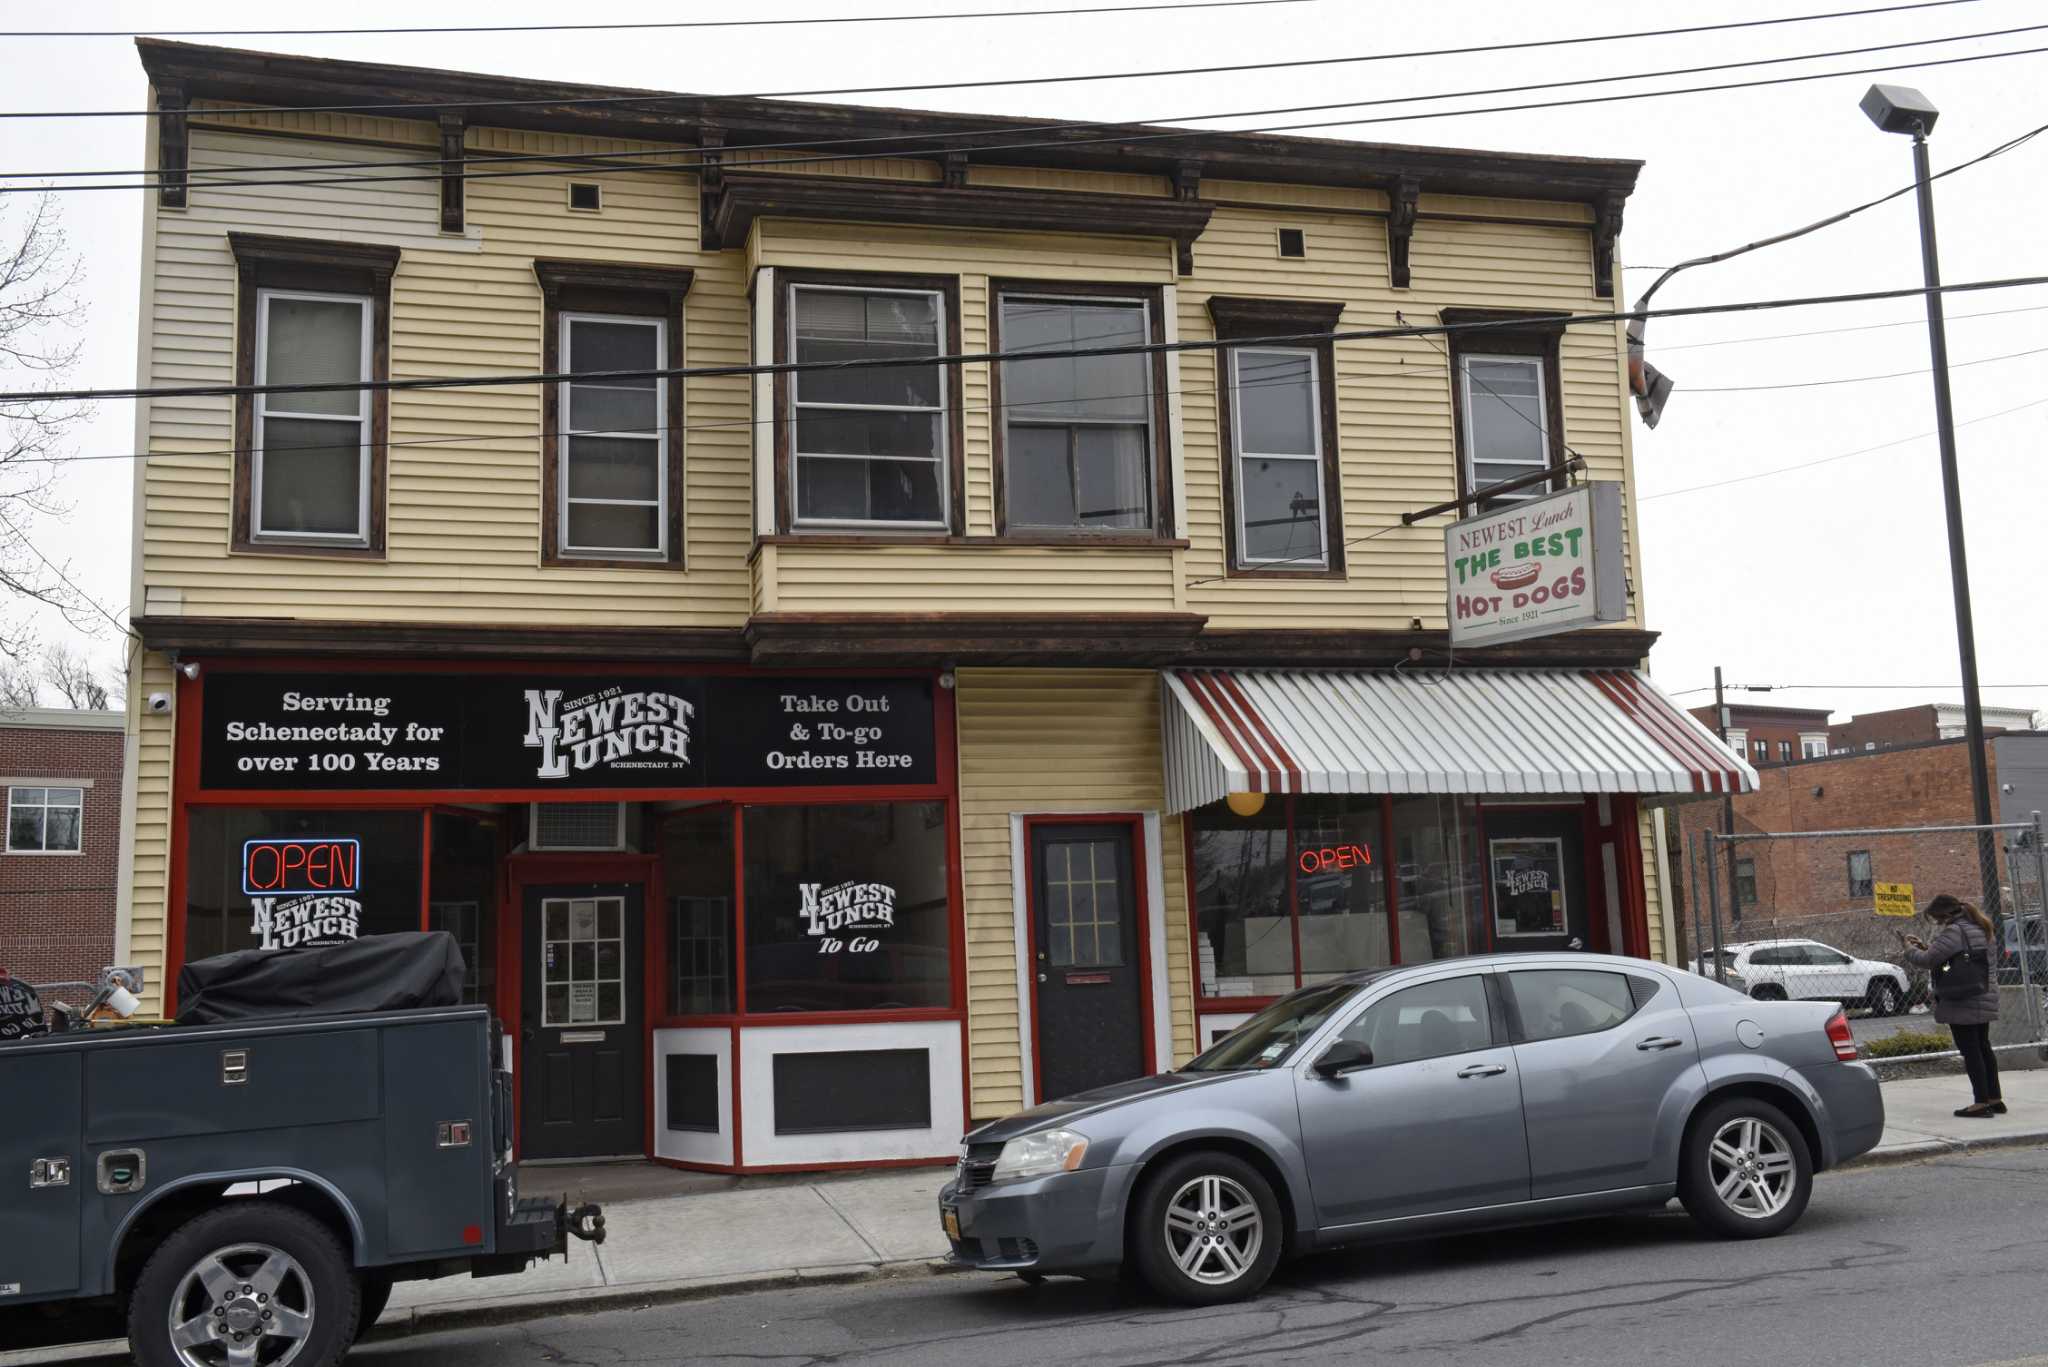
[[531, 802, 626, 851]]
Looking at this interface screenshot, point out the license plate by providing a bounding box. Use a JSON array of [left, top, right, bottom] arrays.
[[942, 1207, 961, 1240]]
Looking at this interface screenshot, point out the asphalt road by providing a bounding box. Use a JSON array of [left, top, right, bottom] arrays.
[[346, 1147, 2048, 1367]]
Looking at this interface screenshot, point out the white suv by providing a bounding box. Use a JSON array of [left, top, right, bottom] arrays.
[[1694, 939, 1911, 1016]]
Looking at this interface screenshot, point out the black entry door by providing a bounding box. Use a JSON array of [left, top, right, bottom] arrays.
[[521, 884, 645, 1160], [1482, 808, 1590, 953], [1031, 823, 1145, 1102]]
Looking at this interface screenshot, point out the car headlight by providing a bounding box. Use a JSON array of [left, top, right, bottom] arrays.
[[991, 1129, 1089, 1183]]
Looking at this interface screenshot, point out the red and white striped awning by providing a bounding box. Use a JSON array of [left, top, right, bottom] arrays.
[[1162, 668, 1755, 813]]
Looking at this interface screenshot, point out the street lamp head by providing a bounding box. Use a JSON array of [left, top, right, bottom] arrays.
[[1861, 83, 1939, 136]]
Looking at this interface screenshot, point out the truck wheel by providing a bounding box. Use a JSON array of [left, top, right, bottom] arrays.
[[130, 1200, 358, 1367], [1129, 1151, 1282, 1305]]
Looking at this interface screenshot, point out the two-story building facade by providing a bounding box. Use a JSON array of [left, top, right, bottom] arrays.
[[118, 39, 1750, 1172]]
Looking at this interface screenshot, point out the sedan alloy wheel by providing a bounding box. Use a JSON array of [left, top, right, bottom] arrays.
[[1706, 1117, 1797, 1220], [1162, 1175, 1264, 1285]]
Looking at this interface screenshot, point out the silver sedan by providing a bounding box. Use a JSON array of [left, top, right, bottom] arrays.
[[940, 953, 1884, 1303]]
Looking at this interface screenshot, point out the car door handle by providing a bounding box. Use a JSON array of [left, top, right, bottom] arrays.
[[1636, 1036, 1685, 1051], [1456, 1062, 1507, 1078]]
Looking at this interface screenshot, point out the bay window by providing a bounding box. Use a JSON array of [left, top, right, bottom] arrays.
[[996, 286, 1166, 536], [788, 282, 951, 528]]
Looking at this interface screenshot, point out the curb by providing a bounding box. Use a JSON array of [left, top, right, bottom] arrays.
[[1834, 1127, 2048, 1171], [365, 1254, 967, 1340]]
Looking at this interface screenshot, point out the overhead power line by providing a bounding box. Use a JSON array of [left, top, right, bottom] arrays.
[[13, 274, 2048, 409], [1652, 300, 2048, 353], [15, 38, 2048, 200], [1669, 682, 2048, 695], [0, 0, 2001, 120], [0, 0, 1319, 39], [14, 19, 2041, 188], [1684, 341, 2048, 393]]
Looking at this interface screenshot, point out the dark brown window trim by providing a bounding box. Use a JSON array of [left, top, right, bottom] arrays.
[[989, 278, 1177, 544], [229, 232, 399, 559], [771, 268, 966, 537], [533, 258, 695, 570], [1441, 305, 1567, 508], [1207, 296, 1346, 580]]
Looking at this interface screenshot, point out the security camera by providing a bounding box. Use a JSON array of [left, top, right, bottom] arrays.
[[147, 692, 172, 714]]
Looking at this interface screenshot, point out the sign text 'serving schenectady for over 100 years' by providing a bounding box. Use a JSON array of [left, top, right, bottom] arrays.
[[1444, 482, 1627, 648]]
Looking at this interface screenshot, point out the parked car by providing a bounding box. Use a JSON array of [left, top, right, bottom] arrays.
[[1998, 914, 2048, 986], [1692, 939, 1910, 1016], [939, 954, 1882, 1303]]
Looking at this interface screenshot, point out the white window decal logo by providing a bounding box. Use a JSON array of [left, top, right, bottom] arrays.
[[522, 686, 695, 779], [251, 894, 363, 950], [799, 880, 897, 954]]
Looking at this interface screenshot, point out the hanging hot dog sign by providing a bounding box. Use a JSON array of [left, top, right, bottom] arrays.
[[1444, 482, 1628, 647]]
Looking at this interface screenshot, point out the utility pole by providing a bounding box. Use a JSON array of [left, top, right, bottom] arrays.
[[1712, 666, 1736, 982]]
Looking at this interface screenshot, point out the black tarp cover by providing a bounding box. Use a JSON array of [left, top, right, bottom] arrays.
[[176, 932, 467, 1024]]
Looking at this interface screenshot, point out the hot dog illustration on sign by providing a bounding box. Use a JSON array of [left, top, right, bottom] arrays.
[[800, 880, 896, 954]]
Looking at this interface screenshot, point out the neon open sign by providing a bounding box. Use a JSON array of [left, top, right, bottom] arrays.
[[242, 838, 361, 897], [1298, 842, 1373, 875]]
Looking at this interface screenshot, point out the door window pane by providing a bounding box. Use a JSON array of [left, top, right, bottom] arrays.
[[1338, 975, 1492, 1067], [663, 805, 735, 1015], [1191, 798, 1292, 997], [181, 808, 423, 960], [1505, 970, 1635, 1042], [256, 292, 368, 540], [562, 315, 664, 555], [1490, 837, 1569, 939], [742, 802, 951, 1013], [1001, 296, 1154, 532], [1390, 796, 1485, 962], [1461, 354, 1547, 506], [1041, 835, 1125, 968], [1293, 797, 1389, 984], [543, 895, 626, 1026], [790, 287, 947, 527]]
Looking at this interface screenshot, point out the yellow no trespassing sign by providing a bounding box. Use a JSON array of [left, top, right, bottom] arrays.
[[1873, 882, 1916, 917]]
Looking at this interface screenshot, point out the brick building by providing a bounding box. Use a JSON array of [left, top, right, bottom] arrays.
[[1831, 702, 2039, 753], [1686, 703, 1833, 769], [0, 708, 127, 1004]]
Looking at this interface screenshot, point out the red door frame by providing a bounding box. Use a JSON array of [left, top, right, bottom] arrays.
[[1020, 813, 1156, 1107]]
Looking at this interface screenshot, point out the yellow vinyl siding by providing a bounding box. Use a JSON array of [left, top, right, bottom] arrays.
[[956, 669, 1194, 1119], [125, 653, 178, 1015], [768, 545, 1181, 613], [1641, 806, 1668, 964]]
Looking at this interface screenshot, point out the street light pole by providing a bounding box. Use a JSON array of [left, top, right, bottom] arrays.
[[1864, 84, 1999, 911]]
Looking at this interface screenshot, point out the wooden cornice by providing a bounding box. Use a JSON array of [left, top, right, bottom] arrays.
[[136, 39, 1641, 211], [531, 258, 696, 303], [709, 172, 1213, 269], [135, 615, 1655, 671], [227, 232, 401, 278], [1205, 295, 1346, 340]]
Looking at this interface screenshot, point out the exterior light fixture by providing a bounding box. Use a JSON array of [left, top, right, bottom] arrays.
[[1225, 791, 1267, 818]]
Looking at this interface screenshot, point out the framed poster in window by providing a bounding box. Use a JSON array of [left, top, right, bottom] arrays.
[[1489, 837, 1567, 939]]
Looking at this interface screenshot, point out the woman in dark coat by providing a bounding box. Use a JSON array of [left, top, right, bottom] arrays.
[[1903, 893, 2003, 1117]]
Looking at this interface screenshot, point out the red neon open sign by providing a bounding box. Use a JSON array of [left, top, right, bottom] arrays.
[[243, 838, 360, 896], [1298, 842, 1373, 875]]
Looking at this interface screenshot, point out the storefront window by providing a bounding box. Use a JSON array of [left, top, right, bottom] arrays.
[[1390, 795, 1485, 962], [183, 808, 423, 961], [1191, 798, 1291, 998], [1293, 796, 1390, 985], [742, 802, 950, 1013], [430, 811, 499, 1005], [663, 804, 735, 1015]]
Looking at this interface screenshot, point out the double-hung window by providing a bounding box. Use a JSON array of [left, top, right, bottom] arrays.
[[253, 290, 372, 544], [559, 314, 667, 557], [999, 292, 1157, 533], [789, 284, 948, 528], [6, 786, 83, 854], [1229, 347, 1328, 568], [1457, 353, 1550, 509]]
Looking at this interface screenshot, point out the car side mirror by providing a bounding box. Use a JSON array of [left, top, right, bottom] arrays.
[[1312, 1040, 1372, 1079]]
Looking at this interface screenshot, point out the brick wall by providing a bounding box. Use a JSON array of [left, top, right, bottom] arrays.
[[1829, 705, 1941, 753], [0, 717, 125, 1000]]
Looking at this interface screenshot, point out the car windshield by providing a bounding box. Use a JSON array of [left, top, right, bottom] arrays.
[[1181, 982, 1361, 1072]]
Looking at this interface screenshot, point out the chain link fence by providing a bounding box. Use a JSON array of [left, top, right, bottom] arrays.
[[1675, 815, 2048, 1063]]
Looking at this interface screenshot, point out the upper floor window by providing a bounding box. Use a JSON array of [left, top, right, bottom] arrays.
[[230, 233, 398, 556], [1443, 309, 1565, 513], [1801, 737, 1829, 758], [559, 314, 667, 558], [1230, 348, 1331, 569], [6, 786, 83, 854], [533, 258, 693, 567], [789, 283, 949, 528], [995, 286, 1167, 536]]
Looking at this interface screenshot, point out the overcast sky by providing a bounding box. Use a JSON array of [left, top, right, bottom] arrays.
[[5, 0, 2045, 725]]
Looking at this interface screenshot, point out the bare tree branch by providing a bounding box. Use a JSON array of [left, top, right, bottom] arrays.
[[41, 641, 112, 710]]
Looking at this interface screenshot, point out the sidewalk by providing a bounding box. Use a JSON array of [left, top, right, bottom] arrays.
[[9, 1070, 2045, 1364]]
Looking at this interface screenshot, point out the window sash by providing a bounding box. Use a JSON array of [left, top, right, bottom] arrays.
[[1230, 346, 1327, 567], [1000, 293, 1157, 533], [6, 785, 82, 853], [1458, 352, 1550, 505], [253, 288, 373, 543], [558, 311, 668, 558], [789, 284, 949, 530]]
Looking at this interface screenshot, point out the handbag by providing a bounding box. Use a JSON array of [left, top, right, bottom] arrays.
[[1933, 925, 1991, 1002]]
